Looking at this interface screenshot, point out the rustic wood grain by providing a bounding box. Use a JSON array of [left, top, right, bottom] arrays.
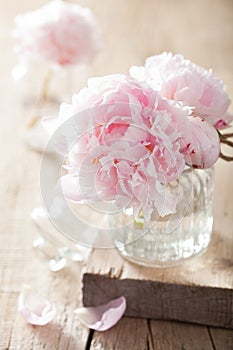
[[0, 0, 233, 348], [89, 318, 149, 350], [83, 273, 233, 328], [149, 320, 214, 350], [88, 320, 223, 350], [209, 327, 233, 350]]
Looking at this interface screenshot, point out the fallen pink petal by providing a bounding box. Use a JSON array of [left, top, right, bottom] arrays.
[[18, 287, 56, 326], [74, 296, 126, 331]]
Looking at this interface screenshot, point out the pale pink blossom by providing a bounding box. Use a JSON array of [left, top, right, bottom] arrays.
[[14, 0, 101, 66], [75, 296, 126, 331], [130, 52, 233, 128], [43, 74, 219, 220], [181, 116, 220, 169], [18, 287, 56, 326]]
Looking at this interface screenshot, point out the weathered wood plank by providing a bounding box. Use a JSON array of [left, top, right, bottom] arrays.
[[89, 317, 149, 350], [88, 319, 232, 350], [8, 309, 91, 350], [83, 273, 233, 329], [209, 327, 233, 350], [0, 292, 18, 350], [149, 320, 214, 350], [1, 267, 91, 350]]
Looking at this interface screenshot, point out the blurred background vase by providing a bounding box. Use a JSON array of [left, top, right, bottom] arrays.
[[112, 167, 214, 267], [12, 62, 87, 152], [12, 62, 79, 113]]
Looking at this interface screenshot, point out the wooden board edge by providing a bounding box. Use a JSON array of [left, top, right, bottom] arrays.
[[82, 273, 233, 329]]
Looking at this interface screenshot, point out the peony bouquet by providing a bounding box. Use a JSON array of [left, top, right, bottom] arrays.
[[44, 53, 233, 222]]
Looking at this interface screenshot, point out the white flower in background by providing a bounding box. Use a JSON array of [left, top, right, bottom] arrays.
[[14, 0, 101, 67]]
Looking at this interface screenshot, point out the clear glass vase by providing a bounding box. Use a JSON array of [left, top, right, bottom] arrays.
[[113, 168, 214, 267]]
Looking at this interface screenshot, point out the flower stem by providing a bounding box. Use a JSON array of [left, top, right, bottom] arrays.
[[26, 69, 53, 129], [220, 138, 233, 147], [217, 130, 233, 161], [38, 69, 53, 107], [218, 130, 233, 141], [220, 152, 233, 162], [221, 132, 233, 138]]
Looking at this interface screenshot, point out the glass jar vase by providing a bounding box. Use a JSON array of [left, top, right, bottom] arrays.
[[113, 168, 213, 267]]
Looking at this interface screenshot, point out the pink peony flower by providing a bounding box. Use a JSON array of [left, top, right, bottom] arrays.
[[130, 52, 233, 128], [43, 74, 219, 220], [180, 115, 220, 169], [14, 0, 101, 66]]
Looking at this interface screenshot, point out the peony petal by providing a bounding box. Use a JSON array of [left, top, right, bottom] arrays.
[[214, 111, 233, 129], [183, 116, 220, 168], [74, 296, 126, 331], [60, 174, 83, 201], [130, 52, 232, 128], [18, 287, 56, 326]]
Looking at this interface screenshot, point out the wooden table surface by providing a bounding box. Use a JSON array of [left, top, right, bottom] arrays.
[[0, 0, 233, 349]]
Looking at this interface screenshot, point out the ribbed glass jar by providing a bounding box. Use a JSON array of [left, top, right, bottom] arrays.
[[113, 168, 213, 267]]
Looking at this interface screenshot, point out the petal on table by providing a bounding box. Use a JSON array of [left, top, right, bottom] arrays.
[[74, 296, 126, 331], [18, 287, 56, 326]]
